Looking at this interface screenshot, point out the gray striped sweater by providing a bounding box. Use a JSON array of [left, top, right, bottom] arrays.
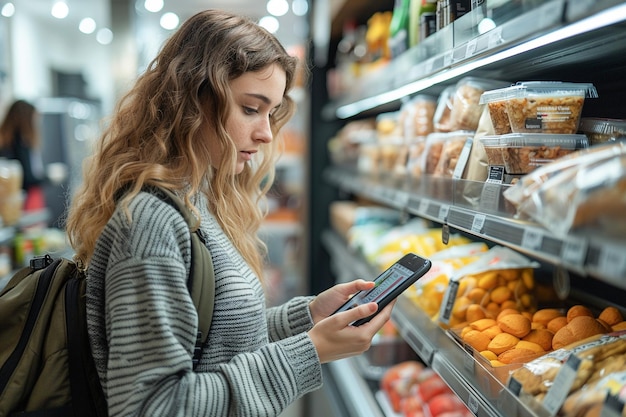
[[86, 191, 322, 417]]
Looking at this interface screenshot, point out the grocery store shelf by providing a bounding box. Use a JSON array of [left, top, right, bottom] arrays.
[[322, 165, 626, 289], [321, 232, 548, 417], [323, 0, 626, 119]]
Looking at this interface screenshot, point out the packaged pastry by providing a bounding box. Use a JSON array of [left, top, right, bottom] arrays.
[[498, 133, 589, 174], [449, 77, 510, 131], [503, 142, 626, 211], [401, 94, 437, 138], [515, 147, 626, 237], [578, 117, 626, 145], [422, 132, 449, 175], [407, 136, 427, 178], [433, 85, 456, 133], [480, 136, 505, 166], [432, 130, 474, 178], [509, 332, 626, 409], [504, 81, 598, 134], [438, 246, 540, 328]]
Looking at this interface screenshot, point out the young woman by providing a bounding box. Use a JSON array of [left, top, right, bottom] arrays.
[[65, 9, 395, 417]]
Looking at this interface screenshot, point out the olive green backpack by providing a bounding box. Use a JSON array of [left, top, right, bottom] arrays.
[[0, 187, 215, 417]]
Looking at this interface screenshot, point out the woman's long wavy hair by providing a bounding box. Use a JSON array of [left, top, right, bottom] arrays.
[[65, 9, 298, 279]]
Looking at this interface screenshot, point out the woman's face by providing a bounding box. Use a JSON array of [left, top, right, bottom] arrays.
[[211, 63, 287, 174]]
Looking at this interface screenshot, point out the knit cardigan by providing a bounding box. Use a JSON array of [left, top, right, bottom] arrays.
[[86, 191, 322, 417]]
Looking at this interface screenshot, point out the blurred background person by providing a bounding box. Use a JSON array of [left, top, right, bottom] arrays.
[[0, 99, 46, 211]]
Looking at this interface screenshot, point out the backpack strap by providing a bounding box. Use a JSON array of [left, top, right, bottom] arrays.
[[145, 186, 215, 368]]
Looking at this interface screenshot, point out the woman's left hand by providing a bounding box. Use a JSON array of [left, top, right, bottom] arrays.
[[309, 279, 376, 324]]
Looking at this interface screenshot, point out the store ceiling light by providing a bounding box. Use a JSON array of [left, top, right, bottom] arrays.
[[267, 0, 288, 17], [292, 0, 308, 17], [96, 27, 114, 45], [259, 16, 279, 33], [160, 12, 179, 30], [51, 1, 69, 19], [79, 17, 96, 34], [144, 0, 163, 13], [1, 2, 14, 17]]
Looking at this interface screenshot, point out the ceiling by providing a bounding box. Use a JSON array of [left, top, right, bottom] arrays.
[[18, 0, 305, 44]]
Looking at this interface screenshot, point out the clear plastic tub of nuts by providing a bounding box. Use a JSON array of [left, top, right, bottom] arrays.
[[499, 133, 589, 174], [578, 117, 626, 145], [505, 81, 598, 134], [479, 85, 524, 135]]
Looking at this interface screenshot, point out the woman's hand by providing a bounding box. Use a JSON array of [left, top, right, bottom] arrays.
[[308, 279, 375, 324], [307, 279, 396, 363], [308, 298, 396, 363]]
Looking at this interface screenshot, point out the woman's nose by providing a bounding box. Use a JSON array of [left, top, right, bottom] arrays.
[[255, 117, 273, 143]]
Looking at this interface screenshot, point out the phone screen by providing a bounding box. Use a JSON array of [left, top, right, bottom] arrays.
[[332, 253, 431, 324], [337, 262, 415, 310]]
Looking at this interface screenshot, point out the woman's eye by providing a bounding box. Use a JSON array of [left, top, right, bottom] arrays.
[[243, 106, 258, 115]]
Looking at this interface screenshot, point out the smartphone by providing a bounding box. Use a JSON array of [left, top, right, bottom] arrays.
[[332, 252, 432, 326]]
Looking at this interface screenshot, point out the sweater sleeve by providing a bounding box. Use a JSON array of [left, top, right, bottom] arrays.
[[89, 193, 323, 417], [266, 296, 315, 342]]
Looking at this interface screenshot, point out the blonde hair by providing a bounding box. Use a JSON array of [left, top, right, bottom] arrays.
[[65, 9, 298, 278]]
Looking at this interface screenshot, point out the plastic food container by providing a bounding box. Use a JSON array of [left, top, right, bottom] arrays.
[[449, 77, 510, 131], [499, 133, 589, 174], [504, 81, 598, 134], [433, 131, 474, 178], [480, 136, 505, 166], [479, 86, 523, 135], [578, 117, 626, 145]]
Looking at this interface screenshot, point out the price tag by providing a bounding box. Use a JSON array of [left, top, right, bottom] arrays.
[[598, 245, 626, 279], [543, 354, 581, 416], [463, 343, 475, 373], [439, 279, 460, 325], [467, 393, 480, 415], [471, 214, 486, 234], [406, 330, 435, 364], [395, 190, 410, 208], [508, 377, 522, 396], [488, 26, 503, 49], [444, 51, 453, 67], [560, 238, 588, 268], [522, 228, 543, 251], [418, 198, 430, 216], [466, 39, 477, 57], [438, 204, 450, 222], [601, 394, 625, 417]]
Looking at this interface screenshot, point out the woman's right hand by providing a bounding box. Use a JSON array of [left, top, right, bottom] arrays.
[[307, 299, 395, 363]]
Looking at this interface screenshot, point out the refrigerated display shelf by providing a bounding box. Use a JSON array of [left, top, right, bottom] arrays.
[[323, 0, 626, 120], [323, 166, 626, 289]]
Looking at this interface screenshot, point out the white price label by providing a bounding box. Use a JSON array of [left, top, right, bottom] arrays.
[[444, 51, 453, 67], [467, 393, 480, 414], [488, 27, 503, 49], [466, 39, 477, 57], [438, 204, 450, 222], [395, 190, 409, 208], [522, 228, 543, 251], [471, 214, 486, 234], [561, 238, 588, 268], [598, 245, 626, 279], [418, 199, 430, 215]]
